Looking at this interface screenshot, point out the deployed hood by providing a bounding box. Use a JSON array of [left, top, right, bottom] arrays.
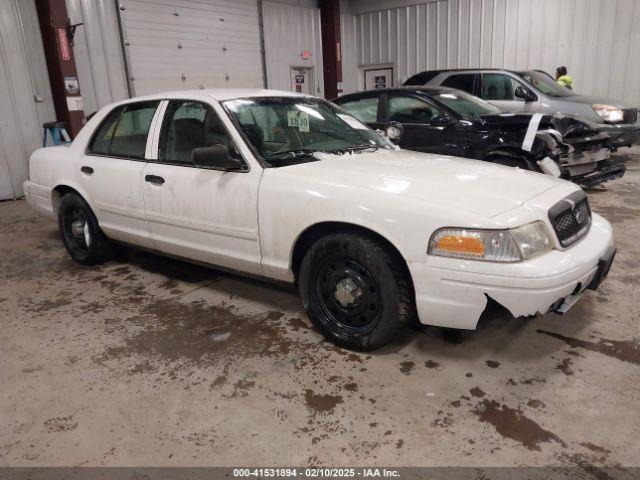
[[277, 148, 570, 218]]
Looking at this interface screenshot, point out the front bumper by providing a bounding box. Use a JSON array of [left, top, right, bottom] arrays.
[[409, 213, 614, 330], [598, 122, 640, 147]]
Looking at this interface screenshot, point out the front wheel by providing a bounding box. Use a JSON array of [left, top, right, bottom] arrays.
[[58, 193, 115, 265], [298, 232, 414, 350]]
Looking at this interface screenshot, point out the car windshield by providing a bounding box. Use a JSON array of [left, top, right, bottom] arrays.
[[517, 70, 575, 97], [223, 97, 390, 166], [433, 90, 501, 117]]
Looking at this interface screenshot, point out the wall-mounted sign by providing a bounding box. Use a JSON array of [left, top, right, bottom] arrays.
[[58, 28, 70, 61], [64, 76, 79, 95], [66, 96, 84, 111], [302, 50, 311, 59]]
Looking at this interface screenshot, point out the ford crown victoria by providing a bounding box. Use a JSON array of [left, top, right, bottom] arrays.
[[24, 90, 616, 350]]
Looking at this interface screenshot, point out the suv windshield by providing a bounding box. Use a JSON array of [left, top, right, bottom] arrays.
[[433, 90, 501, 117], [223, 97, 390, 166], [517, 70, 575, 98]]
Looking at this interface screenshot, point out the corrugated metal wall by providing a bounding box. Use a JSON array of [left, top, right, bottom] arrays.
[[262, 0, 324, 95], [66, 0, 130, 115], [117, 0, 263, 95], [341, 0, 640, 107], [0, 0, 55, 200]]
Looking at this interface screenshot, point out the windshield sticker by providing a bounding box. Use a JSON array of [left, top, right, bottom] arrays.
[[337, 113, 368, 130], [287, 111, 310, 132]]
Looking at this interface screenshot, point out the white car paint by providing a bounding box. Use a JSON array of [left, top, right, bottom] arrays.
[[24, 89, 614, 331]]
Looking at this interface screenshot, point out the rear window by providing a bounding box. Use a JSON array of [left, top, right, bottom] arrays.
[[403, 71, 440, 86], [441, 74, 477, 94], [88, 101, 159, 158]]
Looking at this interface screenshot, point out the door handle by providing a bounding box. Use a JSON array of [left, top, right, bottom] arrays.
[[145, 174, 165, 186], [81, 166, 94, 175]]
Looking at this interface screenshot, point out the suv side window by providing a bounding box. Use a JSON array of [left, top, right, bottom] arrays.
[[339, 96, 380, 123], [88, 101, 159, 158], [480, 73, 522, 101], [388, 95, 442, 124], [159, 100, 235, 165], [441, 74, 476, 94]]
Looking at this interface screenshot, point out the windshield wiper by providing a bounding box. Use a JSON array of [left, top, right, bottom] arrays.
[[264, 149, 320, 161], [330, 144, 381, 155]]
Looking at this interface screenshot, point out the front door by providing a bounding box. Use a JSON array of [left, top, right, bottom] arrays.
[[79, 101, 159, 248], [141, 99, 262, 275], [479, 73, 540, 113], [386, 94, 467, 156]]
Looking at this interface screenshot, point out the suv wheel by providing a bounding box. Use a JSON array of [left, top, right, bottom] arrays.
[[299, 232, 414, 350], [58, 193, 114, 265]]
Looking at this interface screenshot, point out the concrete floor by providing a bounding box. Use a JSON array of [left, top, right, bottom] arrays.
[[0, 149, 639, 470]]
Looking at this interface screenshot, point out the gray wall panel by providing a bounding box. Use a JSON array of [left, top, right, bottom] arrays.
[[0, 0, 55, 200], [341, 0, 640, 107], [66, 0, 129, 115], [262, 0, 324, 95]]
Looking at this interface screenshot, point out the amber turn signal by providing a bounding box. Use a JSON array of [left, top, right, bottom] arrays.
[[436, 235, 485, 255]]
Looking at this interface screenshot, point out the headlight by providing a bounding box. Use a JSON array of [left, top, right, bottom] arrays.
[[592, 104, 624, 123], [428, 221, 552, 263]]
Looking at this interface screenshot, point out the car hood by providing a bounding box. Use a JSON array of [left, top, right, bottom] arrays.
[[279, 148, 569, 218], [552, 93, 634, 109]]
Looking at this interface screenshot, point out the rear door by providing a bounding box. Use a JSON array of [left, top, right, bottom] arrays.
[[79, 101, 160, 248], [384, 93, 467, 156], [141, 99, 262, 275]]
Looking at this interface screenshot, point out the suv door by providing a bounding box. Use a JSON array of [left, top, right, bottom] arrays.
[[479, 73, 540, 112], [141, 99, 262, 275], [80, 101, 159, 248], [385, 93, 467, 156]]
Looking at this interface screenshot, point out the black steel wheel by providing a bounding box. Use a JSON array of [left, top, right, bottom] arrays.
[[312, 254, 382, 337], [58, 193, 114, 265], [299, 232, 414, 350]]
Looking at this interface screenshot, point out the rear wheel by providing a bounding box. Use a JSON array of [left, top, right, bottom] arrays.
[[299, 232, 414, 350], [58, 193, 114, 265]]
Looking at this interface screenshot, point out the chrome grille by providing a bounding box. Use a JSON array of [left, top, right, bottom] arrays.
[[548, 192, 592, 247]]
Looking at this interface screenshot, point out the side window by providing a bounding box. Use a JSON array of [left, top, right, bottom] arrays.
[[339, 96, 380, 123], [88, 101, 159, 158], [159, 100, 235, 165], [388, 95, 442, 124], [441, 74, 476, 94], [480, 73, 521, 101]]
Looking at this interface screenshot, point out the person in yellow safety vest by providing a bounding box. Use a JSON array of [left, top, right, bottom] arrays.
[[555, 66, 573, 90]]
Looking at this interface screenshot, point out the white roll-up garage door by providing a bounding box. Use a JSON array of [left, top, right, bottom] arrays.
[[118, 0, 264, 96]]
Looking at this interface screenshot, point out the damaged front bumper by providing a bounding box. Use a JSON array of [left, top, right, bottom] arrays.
[[410, 213, 614, 330], [541, 129, 626, 187]]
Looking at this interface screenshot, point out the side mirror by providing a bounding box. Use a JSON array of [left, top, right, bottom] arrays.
[[515, 86, 537, 102], [431, 114, 456, 127], [384, 121, 404, 143], [192, 144, 245, 171]]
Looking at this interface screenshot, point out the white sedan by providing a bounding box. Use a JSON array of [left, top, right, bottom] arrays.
[[24, 89, 616, 350]]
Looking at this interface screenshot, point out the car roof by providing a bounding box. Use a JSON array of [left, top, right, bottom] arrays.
[[336, 85, 460, 100], [112, 88, 312, 106], [410, 68, 528, 75]]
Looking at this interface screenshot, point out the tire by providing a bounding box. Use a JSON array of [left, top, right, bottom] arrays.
[[58, 193, 114, 265], [298, 232, 414, 351]]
